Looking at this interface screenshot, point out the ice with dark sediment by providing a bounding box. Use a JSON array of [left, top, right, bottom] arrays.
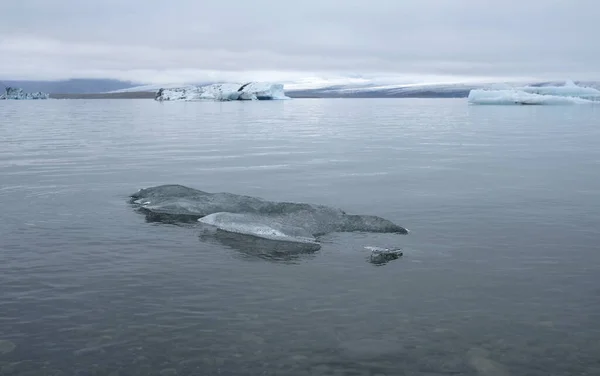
[[365, 246, 404, 265], [129, 184, 408, 256]]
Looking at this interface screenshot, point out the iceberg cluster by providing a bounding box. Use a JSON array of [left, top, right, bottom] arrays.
[[0, 87, 50, 100], [468, 81, 600, 105], [154, 82, 290, 102]]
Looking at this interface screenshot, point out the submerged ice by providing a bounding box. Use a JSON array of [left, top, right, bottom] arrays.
[[154, 82, 290, 102], [468, 80, 600, 105], [198, 212, 320, 246], [130, 184, 408, 252]]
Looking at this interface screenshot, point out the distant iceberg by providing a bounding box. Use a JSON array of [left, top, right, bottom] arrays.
[[154, 82, 290, 102], [0, 87, 50, 100], [468, 81, 600, 105]]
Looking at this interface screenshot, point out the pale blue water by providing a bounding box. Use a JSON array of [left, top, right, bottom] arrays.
[[1, 99, 599, 376]]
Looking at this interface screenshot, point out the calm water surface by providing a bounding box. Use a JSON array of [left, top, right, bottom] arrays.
[[1, 99, 599, 375]]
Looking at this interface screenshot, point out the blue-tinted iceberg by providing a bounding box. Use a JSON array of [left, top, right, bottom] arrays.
[[468, 81, 600, 105], [0, 87, 50, 100], [155, 82, 290, 101]]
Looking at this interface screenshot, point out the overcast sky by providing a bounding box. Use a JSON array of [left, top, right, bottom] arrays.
[[1, 0, 598, 84]]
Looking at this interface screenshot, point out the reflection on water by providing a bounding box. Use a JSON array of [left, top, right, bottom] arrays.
[[1, 99, 599, 375], [199, 227, 321, 263]]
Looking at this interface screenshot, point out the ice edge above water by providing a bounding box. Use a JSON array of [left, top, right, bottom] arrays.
[[0, 87, 50, 100], [468, 80, 600, 105], [155, 82, 290, 102]]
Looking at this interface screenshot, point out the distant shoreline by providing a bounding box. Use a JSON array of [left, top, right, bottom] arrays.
[[4, 78, 597, 100], [50, 91, 471, 100]]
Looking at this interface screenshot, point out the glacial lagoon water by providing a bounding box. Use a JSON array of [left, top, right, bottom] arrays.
[[1, 98, 599, 375]]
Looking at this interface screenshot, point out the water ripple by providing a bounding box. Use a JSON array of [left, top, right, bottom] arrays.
[[1, 99, 599, 375]]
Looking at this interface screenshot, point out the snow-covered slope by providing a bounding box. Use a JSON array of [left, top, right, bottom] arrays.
[[155, 82, 289, 101], [0, 87, 50, 100], [281, 75, 531, 98], [111, 76, 514, 98], [111, 83, 203, 94], [288, 82, 495, 98], [468, 81, 600, 105]]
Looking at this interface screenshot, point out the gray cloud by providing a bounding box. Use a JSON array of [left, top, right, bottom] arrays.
[[1, 0, 598, 83]]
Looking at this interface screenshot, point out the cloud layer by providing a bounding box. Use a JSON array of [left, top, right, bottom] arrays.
[[1, 0, 598, 83]]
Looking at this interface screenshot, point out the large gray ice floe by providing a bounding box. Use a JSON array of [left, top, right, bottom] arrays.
[[130, 185, 407, 264]]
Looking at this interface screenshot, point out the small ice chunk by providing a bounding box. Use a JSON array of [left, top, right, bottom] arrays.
[[366, 246, 403, 265]]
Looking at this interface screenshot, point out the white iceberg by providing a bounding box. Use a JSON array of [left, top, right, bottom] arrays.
[[0, 87, 50, 100], [155, 82, 290, 102], [468, 89, 596, 105], [519, 80, 600, 99], [468, 81, 600, 105]]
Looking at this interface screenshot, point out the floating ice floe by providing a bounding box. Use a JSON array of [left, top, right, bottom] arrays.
[[468, 80, 600, 105], [0, 87, 50, 100], [154, 82, 290, 101], [129, 184, 408, 261]]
